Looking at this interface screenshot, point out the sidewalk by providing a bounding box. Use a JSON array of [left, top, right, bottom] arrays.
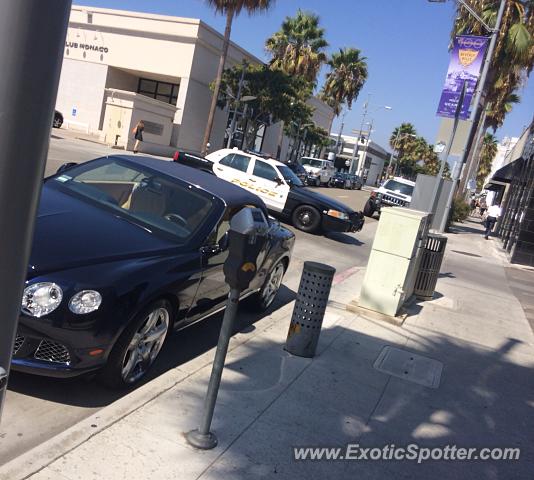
[[2, 221, 534, 480]]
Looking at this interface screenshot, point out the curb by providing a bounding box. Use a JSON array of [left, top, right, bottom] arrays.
[[0, 301, 296, 480]]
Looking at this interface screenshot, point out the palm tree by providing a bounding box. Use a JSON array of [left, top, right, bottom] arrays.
[[390, 123, 417, 159], [201, 0, 275, 155], [477, 133, 498, 189], [452, 0, 534, 126], [266, 10, 327, 158], [265, 9, 328, 85], [320, 47, 368, 116], [485, 92, 521, 131]]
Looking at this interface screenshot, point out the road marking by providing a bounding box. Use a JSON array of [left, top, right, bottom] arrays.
[[333, 265, 360, 285]]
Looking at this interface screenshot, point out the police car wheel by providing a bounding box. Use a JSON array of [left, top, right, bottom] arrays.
[[292, 205, 321, 233], [363, 199, 375, 217]]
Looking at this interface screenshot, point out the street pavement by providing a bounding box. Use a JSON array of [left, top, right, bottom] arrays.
[[2, 217, 533, 480], [0, 133, 377, 465]]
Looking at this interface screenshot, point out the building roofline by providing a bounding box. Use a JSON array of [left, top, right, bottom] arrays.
[[73, 4, 264, 65]]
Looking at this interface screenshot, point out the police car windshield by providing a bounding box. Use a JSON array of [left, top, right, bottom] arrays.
[[278, 165, 303, 187]]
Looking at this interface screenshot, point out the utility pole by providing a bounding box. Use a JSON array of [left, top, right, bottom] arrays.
[[429, 82, 466, 220], [351, 97, 370, 175], [359, 119, 374, 180], [456, 0, 507, 194], [0, 0, 72, 422]]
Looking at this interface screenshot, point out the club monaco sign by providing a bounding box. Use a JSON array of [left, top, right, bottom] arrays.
[[65, 41, 109, 53]]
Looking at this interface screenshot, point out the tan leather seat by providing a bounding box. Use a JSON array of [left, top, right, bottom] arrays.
[[129, 179, 167, 216]]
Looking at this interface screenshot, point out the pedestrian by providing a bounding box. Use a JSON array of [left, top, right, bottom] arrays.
[[484, 203, 501, 240], [479, 196, 487, 218], [470, 196, 477, 215], [132, 120, 144, 153]]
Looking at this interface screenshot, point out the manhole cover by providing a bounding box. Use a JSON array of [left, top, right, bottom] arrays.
[[374, 346, 443, 388], [451, 250, 482, 258]]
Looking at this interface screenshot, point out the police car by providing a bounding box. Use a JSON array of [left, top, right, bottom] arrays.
[[205, 148, 364, 234]]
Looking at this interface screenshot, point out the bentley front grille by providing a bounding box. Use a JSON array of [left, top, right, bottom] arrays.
[[34, 339, 71, 365], [13, 335, 25, 355]]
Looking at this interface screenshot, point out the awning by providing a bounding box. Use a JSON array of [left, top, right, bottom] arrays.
[[483, 181, 506, 192], [491, 157, 524, 183]]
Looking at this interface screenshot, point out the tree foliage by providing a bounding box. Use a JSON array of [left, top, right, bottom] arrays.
[[319, 47, 368, 116], [389, 123, 451, 179], [477, 133, 498, 189], [265, 9, 328, 86], [215, 63, 314, 150], [452, 0, 534, 130]]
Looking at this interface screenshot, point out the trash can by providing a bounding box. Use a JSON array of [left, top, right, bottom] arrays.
[[414, 233, 448, 300], [285, 261, 335, 358]]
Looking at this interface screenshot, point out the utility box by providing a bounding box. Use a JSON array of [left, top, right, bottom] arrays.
[[359, 207, 430, 317], [410, 174, 453, 230]]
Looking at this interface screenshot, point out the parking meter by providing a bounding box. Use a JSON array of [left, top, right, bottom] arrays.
[[186, 206, 269, 450], [223, 207, 270, 291]]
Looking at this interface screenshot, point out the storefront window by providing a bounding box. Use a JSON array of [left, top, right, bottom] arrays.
[[138, 78, 179, 106]]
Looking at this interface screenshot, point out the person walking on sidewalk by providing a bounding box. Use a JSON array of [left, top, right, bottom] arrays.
[[132, 120, 144, 153], [479, 196, 487, 218], [484, 203, 502, 239]]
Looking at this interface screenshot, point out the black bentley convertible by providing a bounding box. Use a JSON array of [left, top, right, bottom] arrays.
[[12, 155, 295, 387]]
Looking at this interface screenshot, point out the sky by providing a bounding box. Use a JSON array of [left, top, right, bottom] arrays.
[[78, 0, 534, 150]]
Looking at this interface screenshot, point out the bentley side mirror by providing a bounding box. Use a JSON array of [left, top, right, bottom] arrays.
[[56, 162, 78, 175]]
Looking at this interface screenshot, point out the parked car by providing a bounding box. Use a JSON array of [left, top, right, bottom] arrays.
[[285, 161, 309, 185], [12, 155, 295, 387], [53, 110, 63, 128], [364, 177, 415, 217], [300, 157, 335, 187], [173, 150, 214, 175], [330, 172, 352, 189], [206, 148, 364, 234], [348, 174, 363, 190]]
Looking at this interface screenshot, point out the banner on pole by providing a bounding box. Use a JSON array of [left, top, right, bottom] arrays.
[[436, 35, 489, 120]]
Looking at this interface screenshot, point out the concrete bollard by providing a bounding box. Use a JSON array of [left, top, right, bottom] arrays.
[[285, 261, 336, 358]]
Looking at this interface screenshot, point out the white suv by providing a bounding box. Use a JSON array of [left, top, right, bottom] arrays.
[[300, 157, 335, 187], [364, 177, 415, 217]]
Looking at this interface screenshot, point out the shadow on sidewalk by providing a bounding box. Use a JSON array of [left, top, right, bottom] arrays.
[[179, 322, 534, 479], [6, 285, 296, 409]]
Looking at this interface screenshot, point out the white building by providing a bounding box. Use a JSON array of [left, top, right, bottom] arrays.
[[484, 136, 519, 204], [56, 6, 333, 156], [330, 133, 390, 186]]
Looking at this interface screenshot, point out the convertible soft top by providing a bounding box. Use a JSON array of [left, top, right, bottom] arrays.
[[108, 155, 268, 213]]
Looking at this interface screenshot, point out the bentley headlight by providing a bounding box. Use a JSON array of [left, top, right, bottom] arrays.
[[22, 282, 63, 317], [327, 209, 350, 220], [69, 290, 102, 314]]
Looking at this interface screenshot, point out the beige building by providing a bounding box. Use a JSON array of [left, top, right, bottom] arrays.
[[56, 6, 333, 157]]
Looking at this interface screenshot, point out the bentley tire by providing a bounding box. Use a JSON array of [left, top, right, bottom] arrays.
[[247, 260, 286, 311], [100, 299, 172, 388]]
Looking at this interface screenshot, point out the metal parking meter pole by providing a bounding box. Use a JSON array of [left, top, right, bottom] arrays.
[[186, 288, 240, 450], [186, 207, 269, 450], [0, 0, 72, 422]]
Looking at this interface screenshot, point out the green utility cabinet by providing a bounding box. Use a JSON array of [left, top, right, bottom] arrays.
[[359, 208, 430, 317]]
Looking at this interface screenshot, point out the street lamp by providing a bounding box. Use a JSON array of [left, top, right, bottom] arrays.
[[226, 93, 257, 149], [289, 121, 313, 162], [350, 97, 392, 177], [334, 109, 349, 155]]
